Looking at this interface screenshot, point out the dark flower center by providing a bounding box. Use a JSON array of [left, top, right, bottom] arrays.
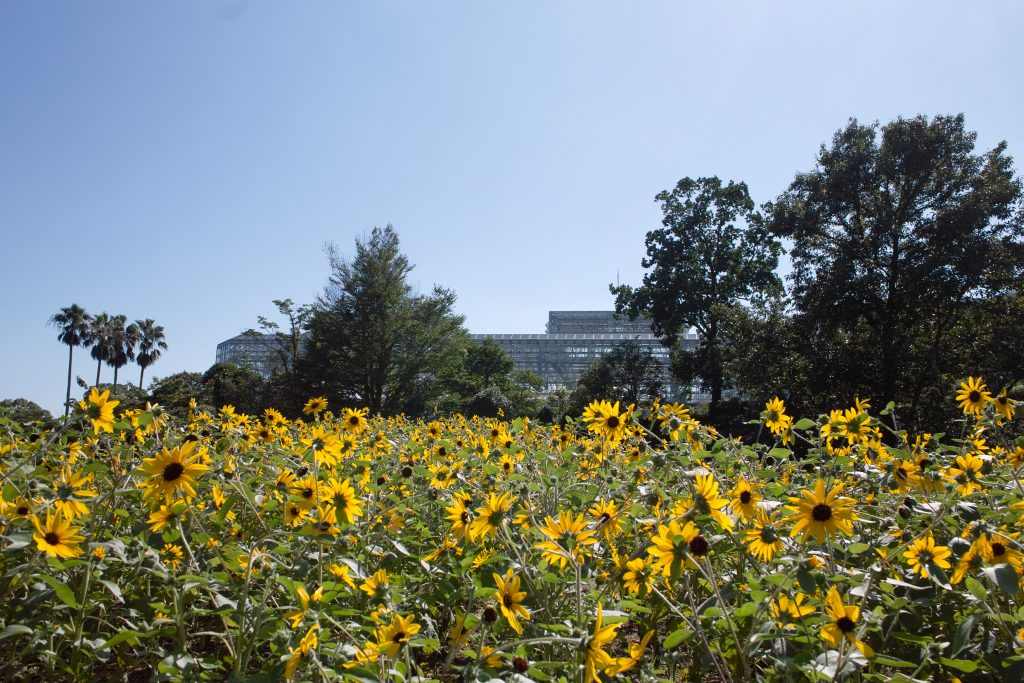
[[739, 491, 752, 504], [460, 511, 469, 524], [349, 416, 360, 425], [503, 594, 514, 607], [393, 631, 406, 643], [991, 542, 1006, 557], [163, 462, 185, 482], [836, 616, 855, 632], [44, 532, 60, 545], [689, 534, 710, 556], [969, 390, 981, 402], [606, 416, 620, 429], [302, 489, 313, 499], [16, 506, 29, 516], [811, 504, 833, 522]]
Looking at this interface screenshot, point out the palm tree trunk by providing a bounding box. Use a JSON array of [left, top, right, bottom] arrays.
[[96, 359, 102, 387], [65, 345, 74, 417], [139, 365, 145, 390], [113, 366, 119, 388]]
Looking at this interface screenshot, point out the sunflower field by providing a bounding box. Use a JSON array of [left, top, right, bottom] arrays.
[[1, 380, 1023, 682]]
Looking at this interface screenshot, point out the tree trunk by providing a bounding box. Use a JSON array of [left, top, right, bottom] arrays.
[[139, 365, 145, 390], [96, 359, 102, 387], [113, 365, 119, 388], [65, 344, 74, 417]]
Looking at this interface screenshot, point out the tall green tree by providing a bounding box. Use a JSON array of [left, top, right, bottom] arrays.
[[299, 225, 469, 415], [566, 340, 665, 416], [49, 304, 92, 416], [108, 315, 140, 388], [243, 299, 312, 375], [612, 177, 782, 410], [88, 312, 115, 387], [765, 114, 1024, 424], [135, 319, 168, 389], [465, 338, 515, 388]]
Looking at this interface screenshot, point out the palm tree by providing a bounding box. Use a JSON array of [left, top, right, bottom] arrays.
[[88, 312, 115, 387], [49, 304, 92, 416], [108, 316, 140, 387], [135, 319, 167, 389]]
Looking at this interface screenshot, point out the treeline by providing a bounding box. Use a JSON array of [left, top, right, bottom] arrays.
[[202, 113, 1023, 432], [25, 113, 1021, 432], [48, 306, 167, 416], [614, 114, 1024, 431]]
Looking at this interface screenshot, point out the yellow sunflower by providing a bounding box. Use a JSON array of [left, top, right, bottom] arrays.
[[729, 476, 762, 522], [78, 387, 119, 435], [622, 557, 655, 596], [470, 492, 515, 541], [956, 377, 992, 416], [820, 586, 873, 656], [946, 453, 985, 496], [903, 532, 952, 579], [994, 389, 1017, 421], [785, 479, 857, 544], [341, 407, 370, 435], [376, 614, 419, 659], [583, 400, 628, 442], [763, 397, 791, 435], [284, 625, 319, 679], [324, 477, 364, 525], [743, 509, 785, 562], [536, 510, 598, 569], [139, 441, 210, 506], [445, 492, 473, 541], [769, 592, 815, 630], [302, 396, 328, 416], [647, 519, 708, 578], [493, 568, 530, 635], [584, 603, 620, 683], [32, 509, 85, 559]]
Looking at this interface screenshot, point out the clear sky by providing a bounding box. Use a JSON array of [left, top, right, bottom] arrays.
[[2, 1, 1022, 415]]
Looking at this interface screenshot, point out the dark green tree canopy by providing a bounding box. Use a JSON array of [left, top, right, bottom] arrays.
[[243, 299, 312, 376], [567, 340, 665, 416], [50, 304, 92, 416], [612, 176, 782, 408], [465, 338, 515, 388], [766, 114, 1024, 416], [299, 225, 469, 415]]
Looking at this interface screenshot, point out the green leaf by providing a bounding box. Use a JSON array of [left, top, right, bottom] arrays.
[[0, 625, 32, 641], [982, 564, 1019, 594], [37, 574, 80, 609], [951, 613, 980, 658], [847, 543, 869, 555], [870, 655, 916, 668], [891, 632, 930, 645], [939, 657, 979, 673], [733, 602, 757, 619], [794, 418, 817, 430], [97, 629, 143, 651], [768, 447, 792, 459], [927, 565, 952, 590], [663, 627, 693, 649], [964, 576, 987, 601]]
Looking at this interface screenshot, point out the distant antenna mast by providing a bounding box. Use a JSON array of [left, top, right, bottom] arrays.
[[616, 270, 620, 287]]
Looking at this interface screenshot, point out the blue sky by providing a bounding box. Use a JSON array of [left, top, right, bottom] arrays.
[[2, 1, 1021, 415]]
